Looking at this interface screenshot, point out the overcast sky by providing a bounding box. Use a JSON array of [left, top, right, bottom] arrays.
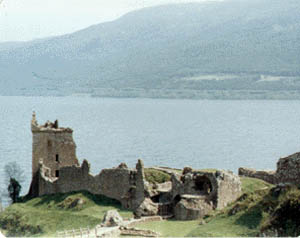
[[0, 0, 218, 42]]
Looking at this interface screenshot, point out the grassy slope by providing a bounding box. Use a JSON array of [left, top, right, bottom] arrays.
[[135, 177, 273, 237], [0, 191, 132, 237]]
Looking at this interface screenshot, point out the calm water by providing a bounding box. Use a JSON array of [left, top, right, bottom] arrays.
[[1, 96, 300, 197]]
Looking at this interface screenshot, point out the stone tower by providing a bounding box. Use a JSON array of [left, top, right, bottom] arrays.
[[31, 112, 79, 178]]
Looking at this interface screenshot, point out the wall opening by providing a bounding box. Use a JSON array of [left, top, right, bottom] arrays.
[[55, 170, 59, 177], [173, 195, 181, 206], [150, 194, 161, 203], [194, 175, 212, 195], [56, 154, 59, 162], [47, 140, 52, 148]]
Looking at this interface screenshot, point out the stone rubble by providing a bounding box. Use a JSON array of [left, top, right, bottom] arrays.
[[101, 210, 124, 227]]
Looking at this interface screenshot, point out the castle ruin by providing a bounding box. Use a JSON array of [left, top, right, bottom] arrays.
[[28, 113, 242, 220]]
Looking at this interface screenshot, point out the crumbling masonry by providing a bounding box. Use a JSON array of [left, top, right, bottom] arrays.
[[239, 152, 300, 185], [28, 113, 241, 220]]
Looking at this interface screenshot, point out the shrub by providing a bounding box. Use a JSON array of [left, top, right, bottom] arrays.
[[0, 211, 43, 236]]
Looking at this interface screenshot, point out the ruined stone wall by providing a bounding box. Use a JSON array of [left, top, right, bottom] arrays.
[[171, 172, 216, 200], [238, 167, 277, 184], [97, 167, 133, 207], [38, 160, 99, 196], [276, 152, 300, 184], [239, 152, 300, 185], [97, 160, 145, 210], [171, 170, 241, 212], [170, 170, 241, 220], [36, 160, 146, 211], [132, 160, 146, 210], [215, 171, 242, 209]]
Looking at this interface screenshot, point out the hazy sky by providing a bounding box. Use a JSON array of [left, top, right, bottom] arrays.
[[0, 0, 216, 42]]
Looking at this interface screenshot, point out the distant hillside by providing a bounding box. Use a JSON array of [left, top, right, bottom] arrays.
[[1, 0, 300, 98]]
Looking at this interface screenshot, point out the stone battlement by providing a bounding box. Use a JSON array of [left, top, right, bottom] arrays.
[[31, 112, 73, 133]]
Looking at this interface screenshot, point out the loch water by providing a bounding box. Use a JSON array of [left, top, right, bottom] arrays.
[[1, 96, 300, 197]]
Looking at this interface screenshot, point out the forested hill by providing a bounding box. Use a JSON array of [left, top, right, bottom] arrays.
[[1, 0, 300, 99]]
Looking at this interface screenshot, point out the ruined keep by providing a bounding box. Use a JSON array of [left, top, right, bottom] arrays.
[[28, 114, 242, 220], [31, 112, 79, 179]]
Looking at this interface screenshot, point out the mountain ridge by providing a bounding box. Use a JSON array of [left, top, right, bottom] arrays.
[[1, 0, 300, 99]]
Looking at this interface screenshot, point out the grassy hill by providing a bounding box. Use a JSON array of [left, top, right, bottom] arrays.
[[0, 191, 132, 237]]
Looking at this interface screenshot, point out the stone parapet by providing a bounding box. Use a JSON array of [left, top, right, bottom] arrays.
[[31, 112, 73, 133], [239, 152, 300, 185], [238, 167, 277, 184]]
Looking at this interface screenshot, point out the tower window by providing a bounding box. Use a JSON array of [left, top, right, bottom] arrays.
[[55, 170, 59, 177], [56, 154, 59, 162]]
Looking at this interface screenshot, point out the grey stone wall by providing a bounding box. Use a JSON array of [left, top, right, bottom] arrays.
[[239, 152, 300, 185], [215, 171, 242, 209], [36, 159, 146, 211], [276, 152, 300, 184], [238, 167, 277, 184], [38, 160, 98, 196], [170, 169, 241, 220], [171, 170, 241, 210]]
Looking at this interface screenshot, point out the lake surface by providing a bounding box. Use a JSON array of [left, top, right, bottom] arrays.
[[1, 96, 300, 199]]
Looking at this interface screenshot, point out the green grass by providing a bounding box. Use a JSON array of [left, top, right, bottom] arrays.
[[144, 168, 171, 184], [187, 189, 271, 237], [134, 216, 258, 237], [252, 185, 300, 236], [240, 176, 273, 194], [0, 191, 133, 237], [135, 213, 260, 237], [134, 220, 200, 237]]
